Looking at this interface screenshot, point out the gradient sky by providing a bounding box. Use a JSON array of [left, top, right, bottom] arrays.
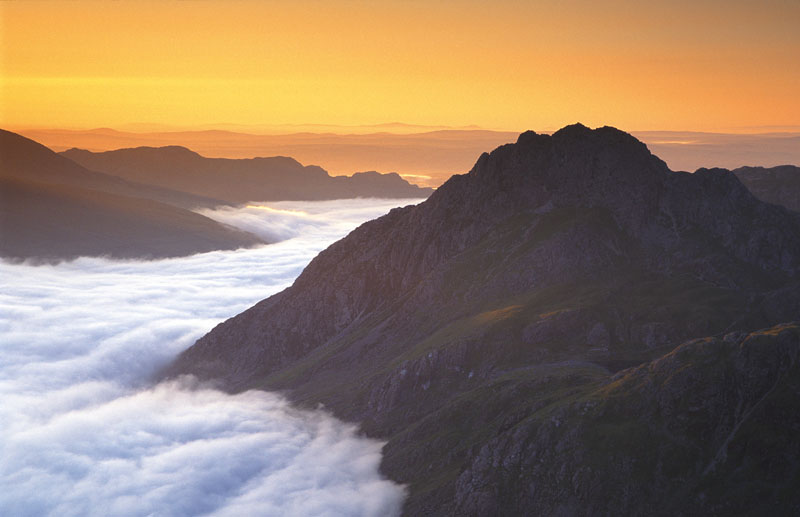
[[1, 0, 798, 131]]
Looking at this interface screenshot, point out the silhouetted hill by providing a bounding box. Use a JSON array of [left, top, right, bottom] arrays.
[[0, 130, 263, 260], [1, 129, 227, 209], [61, 146, 434, 203], [24, 126, 517, 186], [20, 126, 800, 187], [0, 178, 262, 261], [166, 125, 800, 514], [733, 165, 800, 212]]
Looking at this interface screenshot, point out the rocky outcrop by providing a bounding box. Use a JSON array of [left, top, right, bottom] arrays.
[[452, 323, 800, 516], [166, 125, 800, 514]]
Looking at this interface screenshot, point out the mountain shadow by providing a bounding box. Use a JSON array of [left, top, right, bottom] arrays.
[[165, 125, 800, 515]]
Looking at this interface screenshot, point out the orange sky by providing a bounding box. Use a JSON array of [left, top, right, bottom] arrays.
[[1, 0, 799, 132]]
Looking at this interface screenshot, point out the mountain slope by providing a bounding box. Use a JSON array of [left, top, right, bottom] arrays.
[[0, 177, 262, 261], [1, 129, 226, 209], [447, 322, 800, 515], [61, 146, 434, 203], [733, 165, 800, 212], [0, 130, 263, 260], [166, 125, 800, 514]]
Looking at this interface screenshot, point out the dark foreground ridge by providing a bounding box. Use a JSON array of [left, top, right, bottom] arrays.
[[0, 130, 263, 261], [166, 124, 800, 514]]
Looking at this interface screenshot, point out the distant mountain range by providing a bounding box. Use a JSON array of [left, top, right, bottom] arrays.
[[166, 125, 800, 515], [61, 145, 433, 204], [19, 127, 517, 187], [1, 130, 227, 210], [0, 130, 264, 261], [16, 126, 800, 187], [1, 129, 433, 261]]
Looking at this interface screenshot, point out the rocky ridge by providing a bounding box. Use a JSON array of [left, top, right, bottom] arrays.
[[166, 124, 800, 514], [450, 323, 800, 515], [733, 165, 800, 212]]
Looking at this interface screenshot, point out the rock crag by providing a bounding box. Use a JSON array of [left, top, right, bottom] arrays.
[[166, 125, 800, 514]]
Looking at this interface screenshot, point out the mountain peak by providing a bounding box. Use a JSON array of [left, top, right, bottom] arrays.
[[166, 124, 800, 515], [1, 128, 89, 178], [515, 122, 600, 145], [471, 124, 664, 181], [134, 145, 201, 158], [514, 128, 544, 145], [436, 124, 671, 230], [551, 121, 591, 136], [61, 145, 203, 165], [550, 123, 653, 157]]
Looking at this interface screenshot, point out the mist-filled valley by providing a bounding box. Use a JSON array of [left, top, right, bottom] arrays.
[[3, 119, 800, 515], [0, 198, 422, 517], [3, 0, 800, 513]]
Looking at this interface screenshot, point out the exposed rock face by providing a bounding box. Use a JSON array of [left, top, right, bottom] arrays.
[[166, 125, 800, 514], [734, 165, 800, 212], [61, 146, 434, 204], [451, 323, 800, 516]]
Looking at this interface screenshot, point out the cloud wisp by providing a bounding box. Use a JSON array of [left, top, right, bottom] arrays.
[[0, 198, 422, 517]]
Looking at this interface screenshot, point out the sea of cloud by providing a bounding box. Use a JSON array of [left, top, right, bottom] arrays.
[[0, 198, 423, 517]]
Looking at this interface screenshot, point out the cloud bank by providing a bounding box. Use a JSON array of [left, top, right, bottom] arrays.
[[197, 198, 424, 243], [0, 198, 422, 517]]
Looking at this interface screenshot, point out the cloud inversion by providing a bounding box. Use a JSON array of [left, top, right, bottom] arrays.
[[0, 198, 422, 517]]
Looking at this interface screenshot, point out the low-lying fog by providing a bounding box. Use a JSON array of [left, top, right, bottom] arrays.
[[0, 198, 423, 517]]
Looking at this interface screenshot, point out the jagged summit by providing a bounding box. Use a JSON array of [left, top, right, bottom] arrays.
[[168, 123, 800, 387], [464, 124, 667, 190], [413, 125, 789, 284]]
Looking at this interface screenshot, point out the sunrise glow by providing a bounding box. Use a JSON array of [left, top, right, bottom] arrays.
[[2, 0, 798, 132]]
